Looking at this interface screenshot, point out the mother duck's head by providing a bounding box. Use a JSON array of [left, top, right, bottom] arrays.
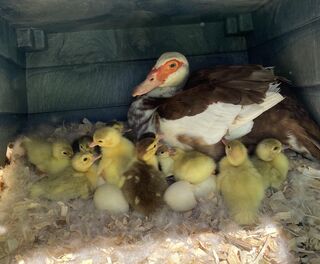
[[132, 52, 189, 97]]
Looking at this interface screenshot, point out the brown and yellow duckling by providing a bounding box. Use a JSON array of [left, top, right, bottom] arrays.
[[121, 133, 168, 216]]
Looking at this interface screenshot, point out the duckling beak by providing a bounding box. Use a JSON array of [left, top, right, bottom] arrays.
[[132, 68, 163, 97], [89, 142, 98, 148], [93, 154, 102, 162]]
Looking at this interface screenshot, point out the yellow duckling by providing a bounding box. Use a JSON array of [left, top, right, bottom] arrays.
[[136, 133, 161, 169], [72, 135, 101, 155], [121, 161, 168, 216], [156, 145, 174, 177], [29, 152, 97, 201], [171, 147, 216, 184], [217, 140, 264, 225], [89, 124, 136, 187], [252, 138, 289, 190], [22, 137, 73, 175], [71, 152, 102, 190]]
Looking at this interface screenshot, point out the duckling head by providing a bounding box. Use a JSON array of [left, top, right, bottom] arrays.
[[52, 141, 74, 159], [136, 133, 160, 162], [72, 152, 101, 172], [224, 140, 248, 166], [168, 147, 184, 160], [78, 136, 93, 152], [90, 126, 122, 148], [156, 145, 171, 159], [256, 138, 282, 161]]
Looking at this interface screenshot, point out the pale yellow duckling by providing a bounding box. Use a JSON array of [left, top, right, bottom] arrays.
[[252, 138, 289, 190], [217, 140, 264, 225], [89, 123, 136, 187], [22, 137, 73, 175], [29, 152, 98, 201], [171, 147, 216, 184]]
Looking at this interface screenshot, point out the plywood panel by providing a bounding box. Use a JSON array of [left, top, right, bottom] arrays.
[[27, 105, 129, 127], [27, 52, 248, 113], [0, 57, 27, 113], [297, 86, 320, 125], [248, 20, 320, 87], [248, 0, 320, 47], [0, 17, 25, 66], [26, 22, 247, 68]]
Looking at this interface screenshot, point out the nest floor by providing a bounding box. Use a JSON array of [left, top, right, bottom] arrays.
[[0, 119, 320, 264]]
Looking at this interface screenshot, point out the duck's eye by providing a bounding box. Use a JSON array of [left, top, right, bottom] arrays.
[[98, 140, 103, 143], [63, 151, 68, 155], [169, 63, 176, 68], [227, 145, 231, 150], [83, 157, 88, 162], [273, 146, 279, 151], [153, 144, 157, 148], [80, 145, 84, 150], [150, 78, 154, 81]]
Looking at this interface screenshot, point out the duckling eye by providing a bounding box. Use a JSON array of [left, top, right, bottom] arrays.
[[62, 151, 68, 155], [273, 146, 279, 151], [227, 145, 231, 149], [150, 78, 154, 81], [153, 144, 157, 148], [98, 140, 103, 143], [169, 63, 176, 68], [83, 157, 88, 162]]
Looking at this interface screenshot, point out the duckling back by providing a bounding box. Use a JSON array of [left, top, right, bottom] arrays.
[[29, 168, 90, 201], [173, 149, 215, 184], [22, 137, 52, 165], [121, 161, 168, 216]]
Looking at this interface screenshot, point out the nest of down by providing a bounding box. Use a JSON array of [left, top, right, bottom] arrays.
[[0, 119, 320, 264]]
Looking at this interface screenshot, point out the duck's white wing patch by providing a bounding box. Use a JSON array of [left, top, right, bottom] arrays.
[[159, 102, 242, 147], [229, 85, 284, 130]]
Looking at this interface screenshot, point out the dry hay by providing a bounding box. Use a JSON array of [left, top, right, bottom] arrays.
[[0, 119, 319, 264]]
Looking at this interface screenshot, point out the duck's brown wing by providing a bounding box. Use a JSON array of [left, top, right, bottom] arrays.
[[242, 90, 320, 160], [158, 65, 282, 120]]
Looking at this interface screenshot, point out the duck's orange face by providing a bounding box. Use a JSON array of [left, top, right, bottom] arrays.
[[132, 53, 188, 97]]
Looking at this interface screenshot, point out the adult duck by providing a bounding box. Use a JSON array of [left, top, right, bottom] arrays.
[[128, 52, 320, 160]]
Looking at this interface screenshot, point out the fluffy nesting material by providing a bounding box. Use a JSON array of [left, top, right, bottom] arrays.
[[0, 119, 319, 263]]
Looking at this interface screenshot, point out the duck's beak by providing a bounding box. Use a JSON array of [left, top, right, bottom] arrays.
[[89, 142, 98, 148], [221, 138, 228, 145], [132, 68, 163, 97]]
